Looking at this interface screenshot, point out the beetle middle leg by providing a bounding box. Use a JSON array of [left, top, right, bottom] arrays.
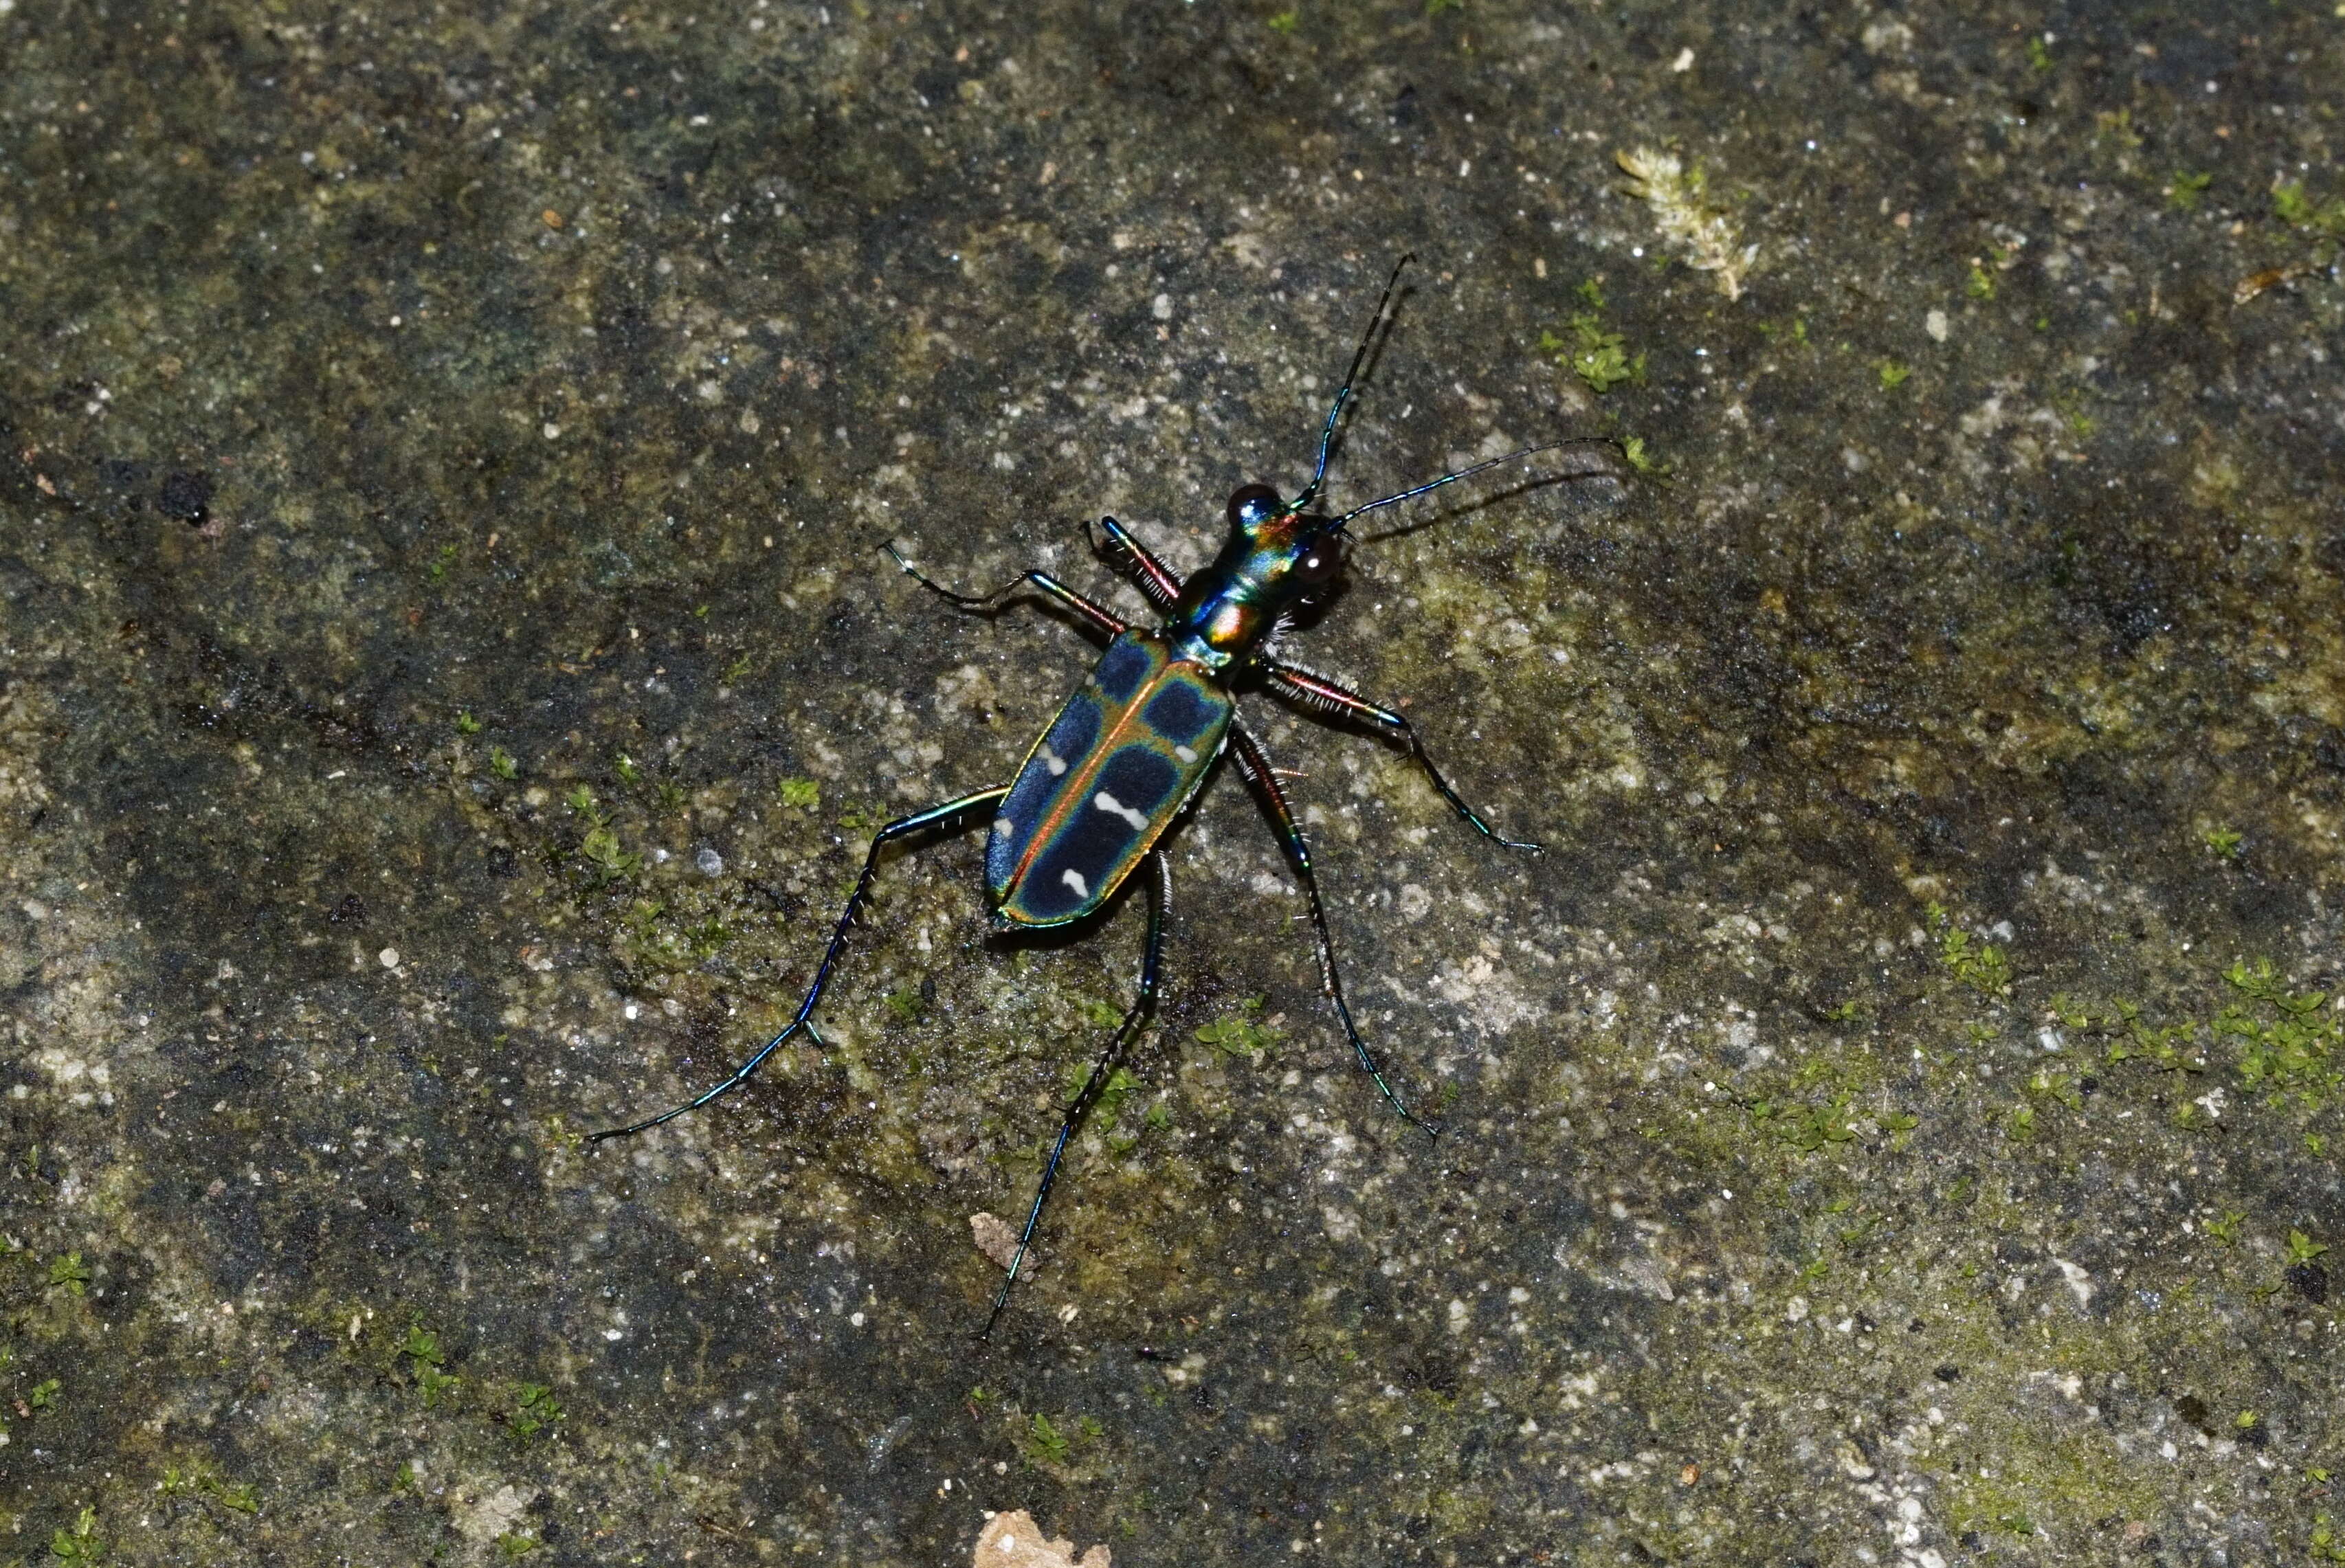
[[590, 785, 1011, 1144], [1265, 658, 1543, 853], [1225, 721, 1434, 1133], [981, 851, 1171, 1337]]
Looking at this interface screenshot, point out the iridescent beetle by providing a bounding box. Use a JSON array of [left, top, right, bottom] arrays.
[[593, 257, 1616, 1332]]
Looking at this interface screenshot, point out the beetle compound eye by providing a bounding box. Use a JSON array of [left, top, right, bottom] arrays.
[[1227, 483, 1282, 533], [1293, 544, 1342, 585]]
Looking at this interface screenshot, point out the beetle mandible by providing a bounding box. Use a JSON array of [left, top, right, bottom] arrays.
[[592, 256, 1616, 1333]]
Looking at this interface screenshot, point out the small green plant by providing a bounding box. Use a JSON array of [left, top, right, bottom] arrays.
[[1750, 1095, 1854, 1153], [2048, 386, 2096, 438], [1082, 1064, 1145, 1124], [1425, 0, 1462, 14], [563, 784, 596, 814], [1011, 1409, 1100, 1468], [2205, 1209, 2245, 1244], [655, 780, 689, 814], [2024, 34, 2052, 71], [496, 1533, 540, 1558], [455, 710, 482, 735], [401, 1323, 460, 1409], [614, 752, 641, 785], [489, 746, 519, 780], [1021, 1411, 1072, 1466], [427, 543, 458, 581], [1619, 436, 1668, 476], [47, 1253, 91, 1295], [1926, 904, 2010, 996], [777, 777, 820, 809], [2272, 180, 2345, 237], [1196, 997, 1282, 1060], [2287, 1230, 2330, 1266], [29, 1378, 60, 1411], [1876, 360, 1912, 390], [578, 827, 638, 879], [1542, 293, 1646, 395], [1266, 9, 1298, 32], [883, 985, 925, 1024], [1966, 263, 1996, 300], [161, 1466, 259, 1515], [2093, 108, 2142, 153], [2203, 827, 2243, 858], [509, 1382, 564, 1440], [52, 1505, 103, 1563], [2165, 170, 2212, 212], [2028, 1068, 2082, 1110]]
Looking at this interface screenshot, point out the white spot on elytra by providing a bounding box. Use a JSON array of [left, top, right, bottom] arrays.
[[992, 816, 1016, 839], [1041, 746, 1067, 776], [1060, 868, 1089, 899], [1174, 743, 1198, 763], [1093, 791, 1150, 830]]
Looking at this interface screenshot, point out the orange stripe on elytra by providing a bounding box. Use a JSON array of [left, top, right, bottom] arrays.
[[1012, 686, 1164, 892]]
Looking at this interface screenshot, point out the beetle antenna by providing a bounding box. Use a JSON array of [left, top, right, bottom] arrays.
[[1296, 253, 1416, 510], [1335, 437, 1621, 529]]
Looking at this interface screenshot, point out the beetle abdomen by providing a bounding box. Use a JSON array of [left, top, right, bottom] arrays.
[[989, 631, 1230, 928]]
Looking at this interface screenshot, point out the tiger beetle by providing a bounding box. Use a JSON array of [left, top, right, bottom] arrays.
[[592, 256, 1616, 1334]]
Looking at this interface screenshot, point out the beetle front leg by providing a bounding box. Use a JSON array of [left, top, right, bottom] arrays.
[[1226, 721, 1434, 1134], [1265, 660, 1542, 854], [1085, 516, 1182, 613], [590, 785, 1012, 1143], [882, 544, 1127, 640]]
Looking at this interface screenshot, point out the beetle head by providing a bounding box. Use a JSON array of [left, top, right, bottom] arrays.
[[1223, 482, 1345, 596]]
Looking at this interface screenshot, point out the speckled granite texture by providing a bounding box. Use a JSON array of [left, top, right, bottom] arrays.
[[3, 1, 2342, 1563]]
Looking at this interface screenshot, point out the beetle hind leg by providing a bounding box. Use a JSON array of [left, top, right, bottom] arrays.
[[589, 786, 1010, 1145], [1226, 721, 1437, 1135], [981, 851, 1172, 1338]]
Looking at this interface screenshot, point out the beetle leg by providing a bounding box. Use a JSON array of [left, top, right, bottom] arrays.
[[981, 851, 1170, 1338], [1265, 660, 1543, 854], [590, 786, 1012, 1144], [882, 544, 1126, 639], [1225, 721, 1435, 1134], [1085, 516, 1182, 613]]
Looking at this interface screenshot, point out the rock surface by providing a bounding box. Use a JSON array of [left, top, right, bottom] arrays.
[[2, 1, 2340, 1564]]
